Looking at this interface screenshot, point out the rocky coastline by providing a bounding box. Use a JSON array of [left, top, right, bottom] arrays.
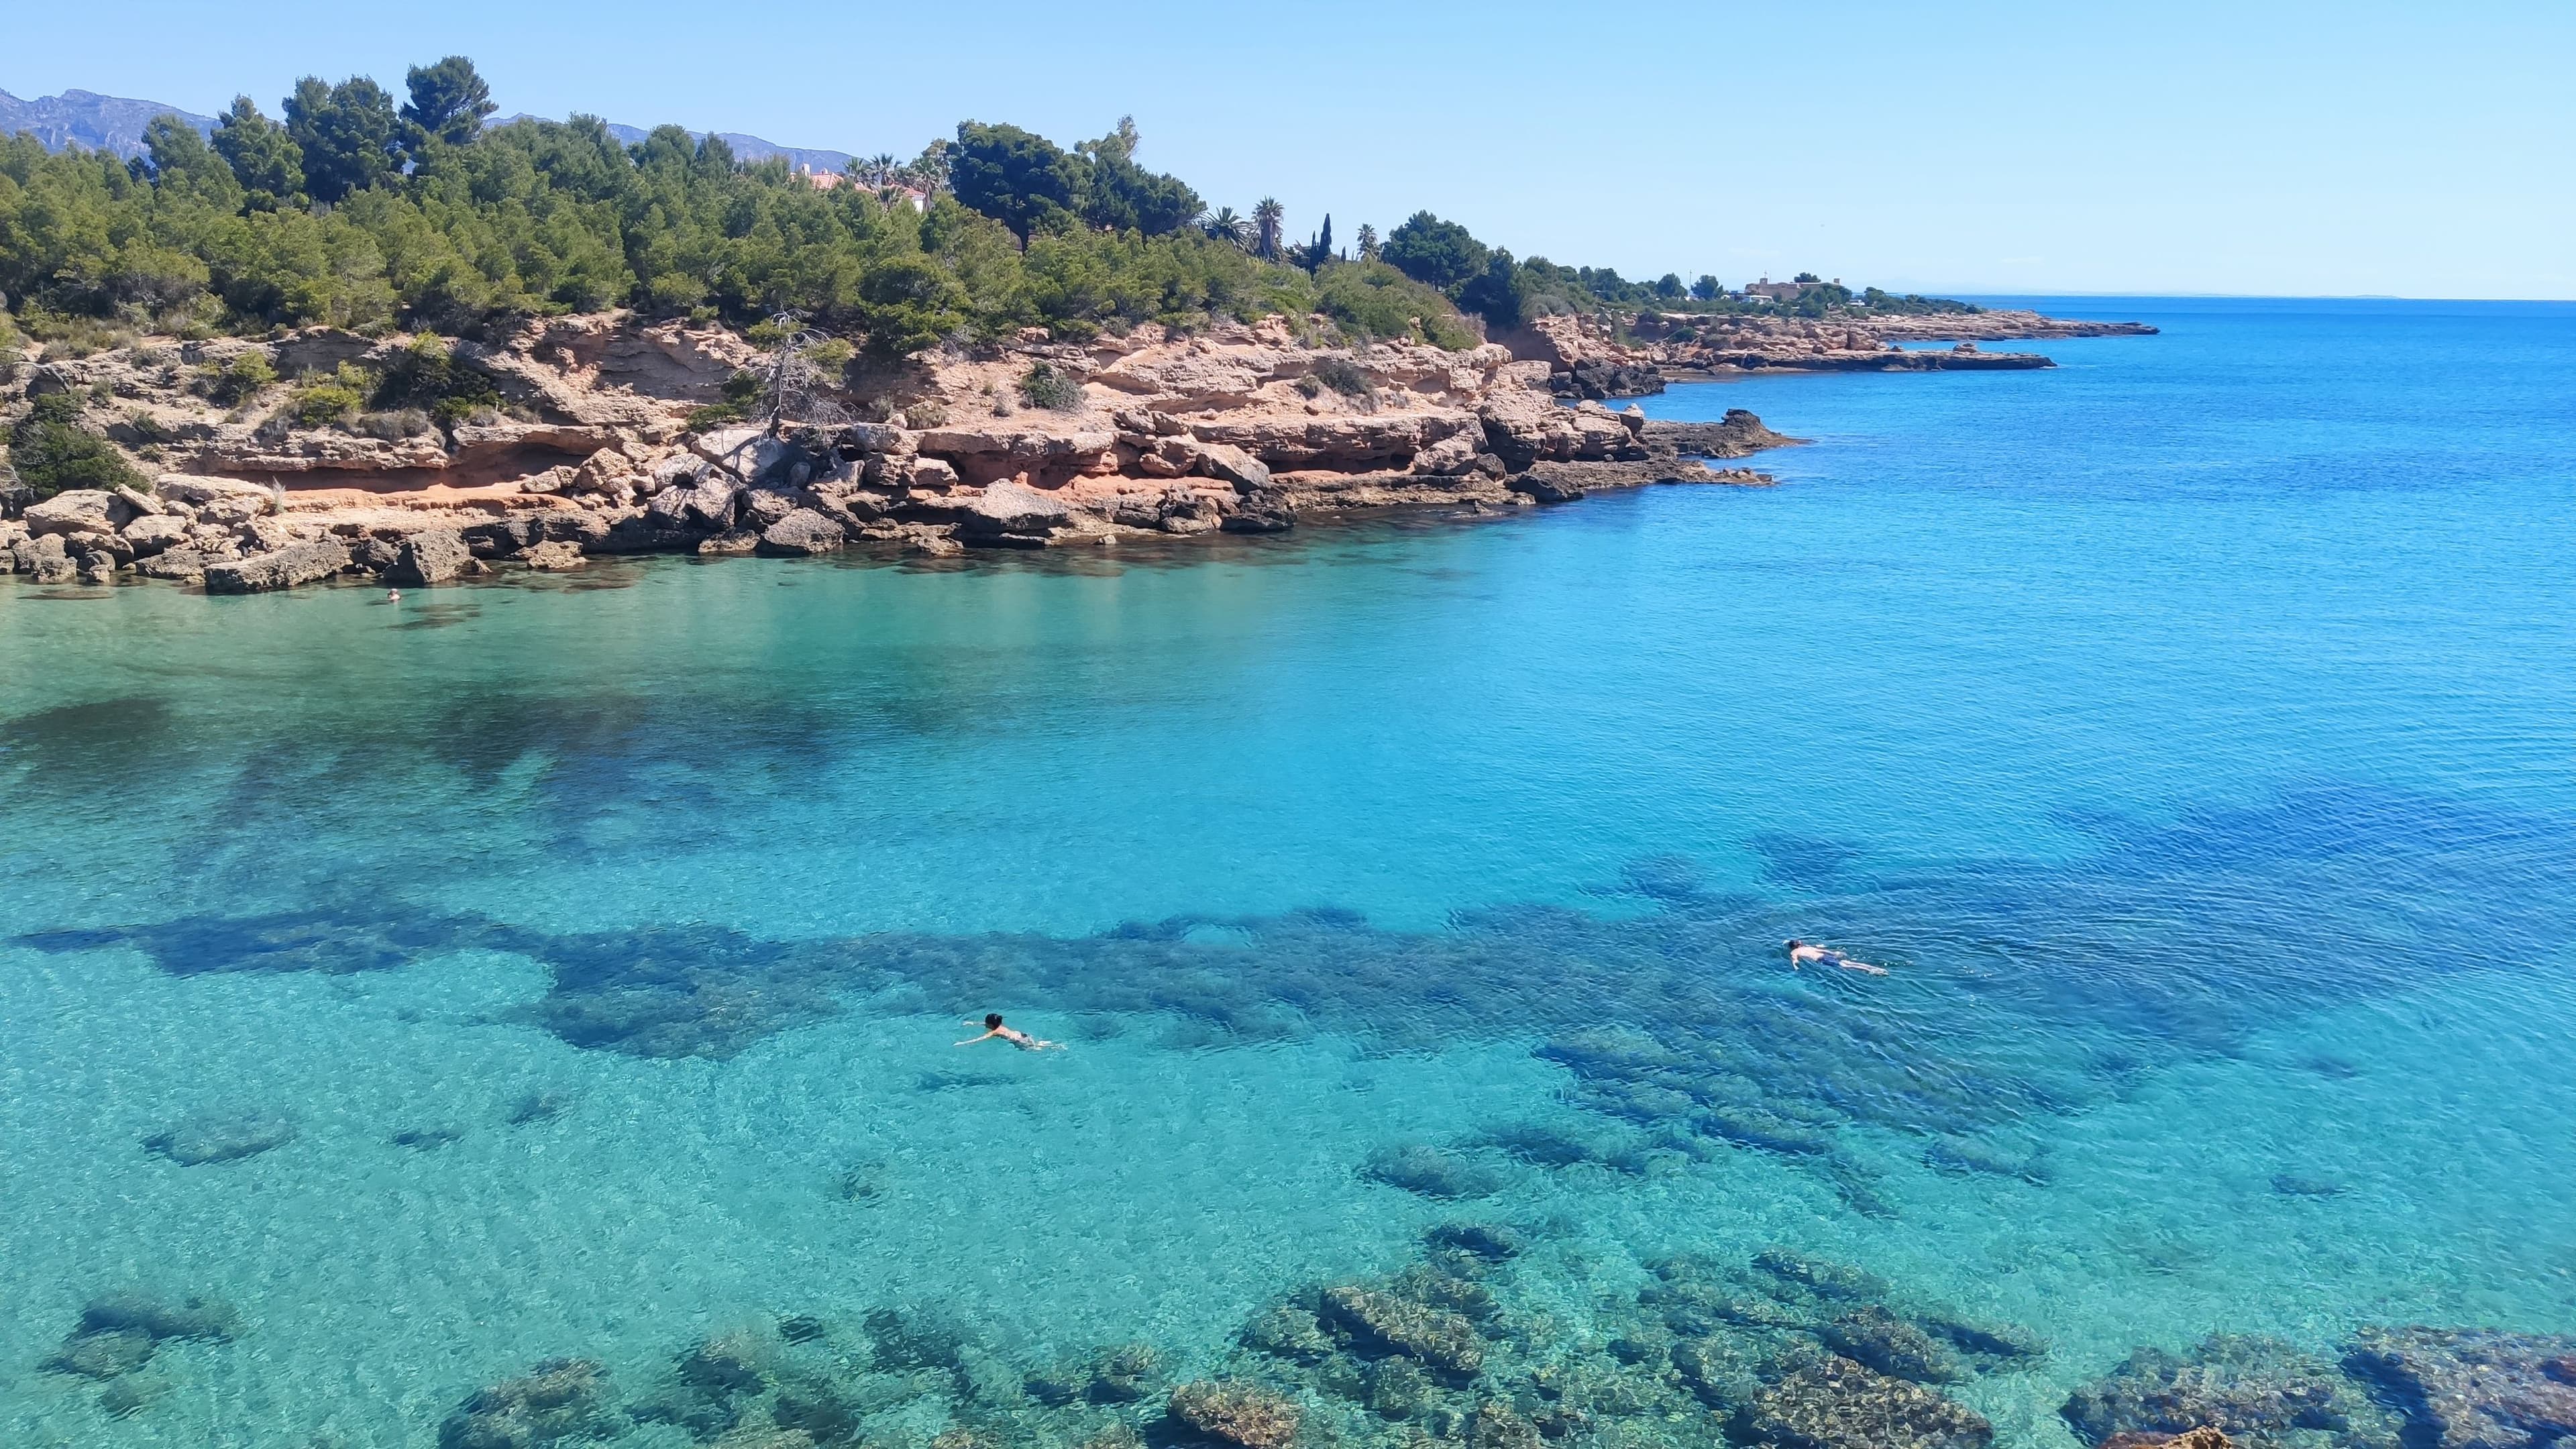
[[0, 299, 2152, 594], [0, 313, 1803, 592], [1503, 310, 2158, 398]]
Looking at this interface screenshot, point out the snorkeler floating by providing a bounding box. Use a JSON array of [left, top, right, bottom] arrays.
[[1785, 940, 1888, 976], [955, 1013, 1065, 1051]]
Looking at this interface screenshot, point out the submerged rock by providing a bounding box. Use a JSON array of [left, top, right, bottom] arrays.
[[1170, 1380, 1301, 1449], [1361, 1143, 1506, 1199], [47, 1326, 157, 1379], [2103, 1431, 2243, 1449], [1242, 1305, 1335, 1363], [2343, 1326, 2576, 1449], [1672, 1334, 1765, 1411], [1753, 1248, 1891, 1303], [1320, 1285, 1485, 1381], [1750, 1353, 1994, 1449], [1923, 1315, 2050, 1366], [1425, 1221, 1527, 1263], [80, 1291, 240, 1342], [48, 1291, 239, 1385], [438, 1357, 618, 1449], [144, 1110, 296, 1165], [2061, 1334, 2401, 1449], [1825, 1306, 1965, 1383]]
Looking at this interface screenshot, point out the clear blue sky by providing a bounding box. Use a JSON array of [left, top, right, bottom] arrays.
[[8, 1, 2570, 298]]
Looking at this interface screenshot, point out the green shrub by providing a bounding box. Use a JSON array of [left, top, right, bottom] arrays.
[[1018, 362, 1084, 412], [684, 402, 747, 431], [1313, 262, 1476, 349], [6, 392, 145, 500], [354, 408, 432, 439], [282, 362, 378, 427], [290, 385, 363, 427], [196, 351, 277, 405], [1311, 356, 1374, 397], [369, 335, 499, 426]]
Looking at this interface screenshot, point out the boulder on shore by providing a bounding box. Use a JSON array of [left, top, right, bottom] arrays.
[[522, 539, 587, 570], [954, 478, 1074, 545], [203, 541, 350, 594], [384, 530, 472, 586], [25, 489, 123, 537], [757, 508, 847, 557]]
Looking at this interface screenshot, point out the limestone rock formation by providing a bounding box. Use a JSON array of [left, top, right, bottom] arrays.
[[384, 530, 472, 586], [203, 540, 352, 594], [1, 307, 1820, 594]]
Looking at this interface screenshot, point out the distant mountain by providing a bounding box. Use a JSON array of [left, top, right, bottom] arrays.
[[0, 87, 217, 159], [3, 87, 861, 176], [502, 115, 855, 174]]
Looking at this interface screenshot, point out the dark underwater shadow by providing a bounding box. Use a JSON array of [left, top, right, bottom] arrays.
[[19, 777, 2575, 1209]]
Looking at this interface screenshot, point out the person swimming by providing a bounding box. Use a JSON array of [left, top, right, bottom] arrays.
[[1786, 939, 1888, 976], [955, 1013, 1065, 1051]]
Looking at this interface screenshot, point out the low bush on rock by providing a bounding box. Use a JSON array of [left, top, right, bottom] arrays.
[[194, 351, 276, 405], [368, 335, 498, 425], [1019, 362, 1085, 412], [7, 392, 144, 500]]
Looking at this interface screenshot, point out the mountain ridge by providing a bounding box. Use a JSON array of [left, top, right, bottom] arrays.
[[1, 87, 855, 172]]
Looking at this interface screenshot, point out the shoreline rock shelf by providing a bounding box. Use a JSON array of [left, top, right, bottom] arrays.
[[0, 310, 1823, 593], [1502, 308, 2157, 398], [0, 299, 2135, 594]]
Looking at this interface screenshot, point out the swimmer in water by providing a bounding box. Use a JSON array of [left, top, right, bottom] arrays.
[[386, 588, 401, 602], [1786, 939, 1887, 976], [955, 1013, 1065, 1051]]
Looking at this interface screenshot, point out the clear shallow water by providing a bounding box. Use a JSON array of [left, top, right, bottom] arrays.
[[3, 298, 2573, 1448]]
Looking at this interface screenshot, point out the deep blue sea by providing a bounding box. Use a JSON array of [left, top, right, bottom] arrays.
[[3, 298, 2573, 1448]]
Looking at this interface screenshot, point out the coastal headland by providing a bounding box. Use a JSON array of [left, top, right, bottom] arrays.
[[0, 314, 1803, 588], [0, 62, 2153, 593], [0, 301, 2161, 592]]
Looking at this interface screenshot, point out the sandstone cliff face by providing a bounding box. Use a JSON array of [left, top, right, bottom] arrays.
[[0, 311, 1788, 592]]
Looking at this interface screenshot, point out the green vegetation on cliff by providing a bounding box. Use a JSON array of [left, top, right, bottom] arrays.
[[0, 55, 1972, 360], [0, 60, 1470, 357]]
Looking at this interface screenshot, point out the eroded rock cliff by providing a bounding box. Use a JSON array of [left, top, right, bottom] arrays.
[[1, 310, 1794, 590]]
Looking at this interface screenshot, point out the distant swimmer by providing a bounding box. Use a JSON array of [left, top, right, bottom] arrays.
[[1786, 939, 1887, 976], [955, 1013, 1065, 1051], [386, 588, 401, 602]]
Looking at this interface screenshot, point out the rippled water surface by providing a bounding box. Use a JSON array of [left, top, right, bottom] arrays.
[[3, 298, 2573, 1448]]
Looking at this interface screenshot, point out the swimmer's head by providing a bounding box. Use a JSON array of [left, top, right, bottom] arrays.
[[1784, 939, 1802, 949], [985, 1013, 1004, 1029]]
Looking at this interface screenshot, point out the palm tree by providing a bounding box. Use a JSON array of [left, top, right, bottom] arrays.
[[1356, 223, 1379, 264], [1252, 198, 1285, 261], [1203, 207, 1248, 248], [867, 153, 898, 187]]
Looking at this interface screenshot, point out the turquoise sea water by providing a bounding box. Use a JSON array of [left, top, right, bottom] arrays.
[[3, 298, 2573, 1448]]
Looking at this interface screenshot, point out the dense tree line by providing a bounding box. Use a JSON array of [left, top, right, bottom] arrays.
[[0, 59, 1474, 360], [0, 56, 1962, 369]]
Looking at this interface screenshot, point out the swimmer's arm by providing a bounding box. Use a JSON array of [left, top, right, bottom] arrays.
[[954, 1029, 998, 1046]]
